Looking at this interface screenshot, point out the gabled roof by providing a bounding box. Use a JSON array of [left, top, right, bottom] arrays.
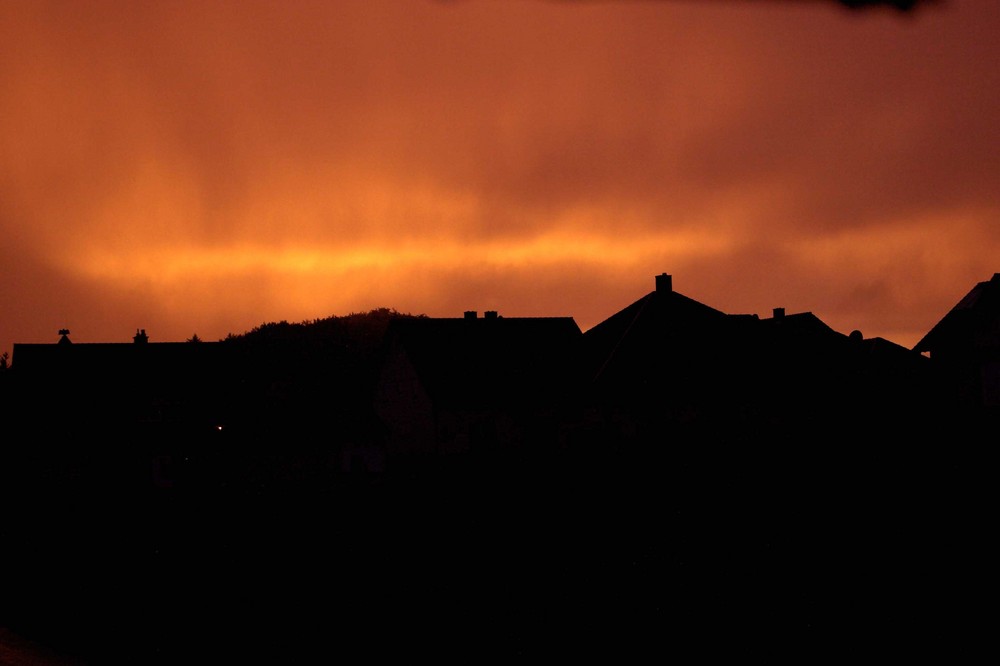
[[577, 274, 930, 426], [581, 274, 731, 386], [913, 273, 1000, 353]]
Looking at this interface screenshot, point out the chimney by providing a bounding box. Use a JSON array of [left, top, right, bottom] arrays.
[[773, 308, 785, 319], [464, 311, 477, 320], [134, 328, 149, 344], [484, 311, 498, 320], [655, 273, 672, 293]]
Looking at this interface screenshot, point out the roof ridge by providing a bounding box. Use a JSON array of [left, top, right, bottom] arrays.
[[592, 291, 653, 384]]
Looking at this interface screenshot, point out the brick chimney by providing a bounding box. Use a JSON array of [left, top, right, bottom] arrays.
[[134, 328, 149, 343], [773, 308, 785, 319], [464, 311, 477, 320], [484, 311, 498, 320]]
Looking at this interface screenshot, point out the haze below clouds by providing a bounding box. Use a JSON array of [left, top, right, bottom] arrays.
[[2, 0, 997, 357]]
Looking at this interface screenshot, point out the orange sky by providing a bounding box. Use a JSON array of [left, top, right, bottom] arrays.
[[2, 0, 997, 359]]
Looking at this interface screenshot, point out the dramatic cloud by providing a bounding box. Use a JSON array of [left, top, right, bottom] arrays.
[[1, 0, 996, 357]]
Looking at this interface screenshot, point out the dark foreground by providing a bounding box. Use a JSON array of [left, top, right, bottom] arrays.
[[0, 437, 992, 664]]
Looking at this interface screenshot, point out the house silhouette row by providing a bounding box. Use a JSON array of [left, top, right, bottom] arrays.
[[3, 271, 997, 489], [1, 272, 996, 662]]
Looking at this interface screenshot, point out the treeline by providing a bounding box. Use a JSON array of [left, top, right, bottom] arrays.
[[223, 307, 426, 345], [216, 307, 426, 440]]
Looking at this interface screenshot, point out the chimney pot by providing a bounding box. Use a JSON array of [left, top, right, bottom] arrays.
[[655, 273, 672, 293]]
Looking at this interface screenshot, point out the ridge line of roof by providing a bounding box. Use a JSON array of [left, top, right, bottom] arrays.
[[592, 291, 653, 385]]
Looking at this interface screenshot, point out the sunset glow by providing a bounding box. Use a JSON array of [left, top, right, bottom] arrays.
[[74, 229, 733, 282], [2, 0, 997, 355]]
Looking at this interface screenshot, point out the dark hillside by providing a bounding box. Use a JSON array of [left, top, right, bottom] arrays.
[[218, 308, 426, 439]]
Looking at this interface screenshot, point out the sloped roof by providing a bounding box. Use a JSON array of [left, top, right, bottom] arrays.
[[582, 281, 731, 385], [747, 311, 858, 370], [755, 311, 843, 340], [913, 273, 1000, 353], [577, 276, 931, 428]]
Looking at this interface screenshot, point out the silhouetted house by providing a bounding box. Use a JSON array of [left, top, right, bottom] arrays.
[[749, 307, 855, 425], [9, 329, 233, 482], [913, 272, 1000, 418], [10, 329, 235, 445], [373, 311, 582, 470], [755, 310, 943, 439], [576, 273, 741, 442], [577, 273, 937, 449]]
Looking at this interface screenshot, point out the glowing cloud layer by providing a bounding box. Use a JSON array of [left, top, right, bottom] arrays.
[[1, 0, 997, 354]]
